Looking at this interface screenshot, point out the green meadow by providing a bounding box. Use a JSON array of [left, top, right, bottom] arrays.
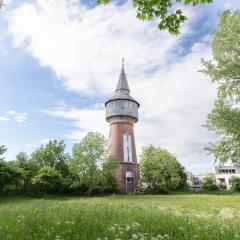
[[1, 194, 240, 240]]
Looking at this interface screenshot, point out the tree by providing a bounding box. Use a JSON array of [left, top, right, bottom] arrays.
[[140, 145, 187, 193], [31, 166, 63, 194], [0, 145, 7, 161], [69, 132, 117, 193], [0, 161, 25, 193], [101, 156, 118, 193], [202, 177, 219, 191], [0, 161, 12, 193], [201, 11, 240, 165], [31, 140, 69, 177], [15, 152, 38, 191], [98, 0, 213, 35], [231, 177, 240, 192]]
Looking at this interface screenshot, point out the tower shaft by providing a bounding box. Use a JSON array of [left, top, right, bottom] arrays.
[[109, 121, 140, 192], [105, 61, 140, 192]]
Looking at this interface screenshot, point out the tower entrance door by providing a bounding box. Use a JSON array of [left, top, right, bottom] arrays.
[[126, 170, 134, 193], [126, 178, 134, 192]]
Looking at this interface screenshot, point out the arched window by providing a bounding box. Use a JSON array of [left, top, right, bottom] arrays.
[[123, 133, 132, 162]]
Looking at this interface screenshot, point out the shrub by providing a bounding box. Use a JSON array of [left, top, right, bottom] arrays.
[[202, 177, 219, 191], [86, 186, 103, 196], [231, 177, 240, 192], [31, 166, 63, 194]]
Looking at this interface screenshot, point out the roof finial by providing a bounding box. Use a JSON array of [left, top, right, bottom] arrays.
[[122, 57, 124, 68]]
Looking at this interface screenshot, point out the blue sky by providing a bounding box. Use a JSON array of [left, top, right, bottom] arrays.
[[0, 0, 239, 173]]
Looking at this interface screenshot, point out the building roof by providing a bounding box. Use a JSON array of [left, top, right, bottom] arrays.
[[105, 62, 140, 107], [116, 66, 130, 92]]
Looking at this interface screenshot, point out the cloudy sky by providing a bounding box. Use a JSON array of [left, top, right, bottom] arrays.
[[0, 0, 239, 173]]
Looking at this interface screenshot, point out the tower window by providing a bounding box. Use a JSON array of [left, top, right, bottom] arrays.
[[123, 133, 132, 162]]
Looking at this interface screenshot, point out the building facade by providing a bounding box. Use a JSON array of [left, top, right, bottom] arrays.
[[187, 165, 240, 190], [105, 61, 140, 192], [187, 172, 206, 189], [215, 165, 240, 189]]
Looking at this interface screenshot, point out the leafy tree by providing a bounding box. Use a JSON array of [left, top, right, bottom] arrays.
[[101, 156, 118, 193], [231, 177, 240, 192], [0, 161, 12, 193], [31, 140, 69, 177], [0, 145, 7, 161], [98, 0, 213, 35], [202, 177, 219, 191], [0, 161, 25, 193], [201, 11, 240, 165], [140, 145, 187, 193], [31, 166, 63, 194], [16, 152, 28, 165], [14, 152, 39, 191], [69, 132, 117, 193]]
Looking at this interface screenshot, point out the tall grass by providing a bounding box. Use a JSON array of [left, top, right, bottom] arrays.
[[0, 195, 240, 240]]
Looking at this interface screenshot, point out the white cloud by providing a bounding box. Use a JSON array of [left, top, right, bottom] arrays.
[[0, 111, 28, 124], [7, 110, 17, 115], [7, 0, 218, 173], [26, 138, 52, 148], [223, 0, 240, 9], [0, 116, 10, 123], [43, 107, 108, 141]]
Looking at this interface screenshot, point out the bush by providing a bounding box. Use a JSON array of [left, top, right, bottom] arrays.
[[231, 177, 240, 192], [202, 177, 219, 191], [31, 166, 63, 194], [102, 186, 118, 195], [86, 186, 103, 196]]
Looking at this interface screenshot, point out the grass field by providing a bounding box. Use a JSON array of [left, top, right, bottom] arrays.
[[1, 194, 240, 240]]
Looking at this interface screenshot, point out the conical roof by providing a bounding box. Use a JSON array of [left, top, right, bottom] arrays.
[[105, 60, 139, 107], [115, 66, 130, 93]]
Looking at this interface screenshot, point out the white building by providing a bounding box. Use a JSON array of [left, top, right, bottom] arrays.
[[187, 172, 206, 189], [215, 165, 240, 189]]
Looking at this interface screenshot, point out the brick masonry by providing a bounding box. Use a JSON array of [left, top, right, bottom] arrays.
[[110, 121, 140, 192]]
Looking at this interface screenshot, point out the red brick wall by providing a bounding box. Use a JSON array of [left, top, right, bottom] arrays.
[[115, 163, 140, 192], [109, 121, 140, 192], [109, 121, 137, 162]]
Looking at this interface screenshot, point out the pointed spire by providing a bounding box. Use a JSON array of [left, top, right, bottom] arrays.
[[116, 58, 130, 93]]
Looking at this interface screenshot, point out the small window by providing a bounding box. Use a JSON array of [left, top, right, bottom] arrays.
[[219, 178, 225, 183]]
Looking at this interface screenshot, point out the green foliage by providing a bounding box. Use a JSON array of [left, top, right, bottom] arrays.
[[202, 177, 219, 191], [201, 11, 240, 164], [31, 166, 63, 193], [31, 140, 69, 177], [231, 177, 240, 192], [0, 133, 117, 196], [0, 161, 25, 193], [69, 132, 117, 193], [86, 186, 103, 196], [97, 0, 213, 35], [0, 145, 7, 161], [14, 152, 39, 191], [140, 145, 187, 193], [101, 156, 118, 193]]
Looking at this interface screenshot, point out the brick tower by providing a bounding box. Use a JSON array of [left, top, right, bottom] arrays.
[[105, 59, 140, 192]]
